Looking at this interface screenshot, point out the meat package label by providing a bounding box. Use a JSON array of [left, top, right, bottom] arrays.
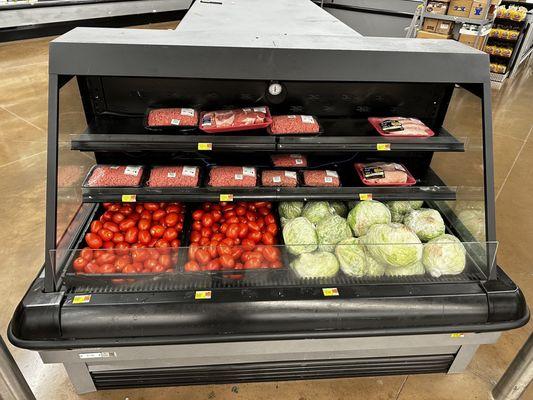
[[234, 174, 244, 180], [301, 115, 315, 124], [170, 119, 181, 126], [272, 176, 282, 183], [295, 159, 304, 165], [124, 166, 141, 176], [182, 166, 197, 177], [380, 119, 404, 132], [242, 167, 256, 177], [285, 171, 297, 179], [201, 115, 213, 127], [324, 177, 333, 183], [253, 107, 267, 113], [363, 167, 385, 179], [181, 108, 195, 117], [167, 172, 177, 178], [326, 170, 339, 178]]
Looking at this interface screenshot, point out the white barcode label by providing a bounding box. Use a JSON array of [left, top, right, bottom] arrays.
[[182, 166, 197, 177], [295, 159, 303, 165], [301, 115, 315, 124], [234, 174, 244, 180], [167, 172, 177, 178], [326, 170, 338, 178], [124, 166, 141, 176], [242, 108, 252, 112], [110, 166, 120, 170], [272, 176, 282, 183], [170, 118, 181, 126], [181, 108, 195, 117], [287, 115, 296, 119], [285, 171, 297, 179], [324, 177, 333, 183], [243, 167, 256, 177], [253, 106, 267, 113]]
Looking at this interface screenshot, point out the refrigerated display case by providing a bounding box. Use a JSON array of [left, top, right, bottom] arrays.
[[8, 0, 528, 394]]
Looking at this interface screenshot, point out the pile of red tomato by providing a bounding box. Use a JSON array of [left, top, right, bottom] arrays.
[[185, 201, 283, 272], [73, 202, 185, 274]]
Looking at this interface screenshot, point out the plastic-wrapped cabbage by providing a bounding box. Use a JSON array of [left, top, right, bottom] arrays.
[[391, 211, 404, 223], [365, 223, 422, 268], [347, 200, 391, 237], [404, 208, 445, 242], [422, 234, 466, 277], [282, 217, 318, 255], [291, 251, 340, 278], [330, 201, 348, 218], [335, 238, 366, 277], [457, 209, 485, 240], [279, 201, 304, 220], [366, 254, 387, 277], [316, 214, 352, 252], [385, 260, 425, 276], [386, 201, 412, 215], [409, 201, 424, 210], [302, 201, 333, 225]]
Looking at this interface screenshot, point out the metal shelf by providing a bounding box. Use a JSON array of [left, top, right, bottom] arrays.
[[422, 12, 492, 25]]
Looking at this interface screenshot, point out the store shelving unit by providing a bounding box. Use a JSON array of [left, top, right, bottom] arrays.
[[9, 0, 528, 394]]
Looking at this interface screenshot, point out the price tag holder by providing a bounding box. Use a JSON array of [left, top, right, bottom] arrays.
[[220, 194, 234, 202], [322, 288, 339, 297], [359, 193, 373, 201], [450, 333, 465, 338], [376, 143, 391, 151], [198, 142, 213, 151], [72, 295, 92, 304], [121, 194, 137, 203], [195, 290, 212, 300]]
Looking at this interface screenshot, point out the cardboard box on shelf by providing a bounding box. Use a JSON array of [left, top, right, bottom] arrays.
[[424, 18, 456, 35], [469, 1, 488, 19], [448, 0, 473, 17], [426, 1, 449, 15], [438, 21, 455, 34], [422, 18, 439, 32], [458, 25, 490, 48], [416, 30, 453, 39]]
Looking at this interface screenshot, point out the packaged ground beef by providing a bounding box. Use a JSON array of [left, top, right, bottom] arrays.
[[271, 153, 308, 168], [368, 117, 435, 137], [268, 115, 320, 135], [302, 170, 340, 187], [146, 108, 199, 128], [208, 166, 257, 187], [261, 170, 298, 187], [355, 162, 416, 186], [85, 165, 144, 187], [199, 107, 271, 133], [147, 166, 200, 187]]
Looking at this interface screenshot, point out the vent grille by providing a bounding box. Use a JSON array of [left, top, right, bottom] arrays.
[[91, 355, 454, 390]]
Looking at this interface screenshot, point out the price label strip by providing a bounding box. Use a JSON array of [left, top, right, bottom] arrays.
[[376, 143, 391, 151], [450, 333, 465, 338], [72, 295, 92, 304], [198, 142, 213, 151], [121, 194, 137, 203], [359, 193, 373, 201], [195, 291, 212, 300], [220, 194, 234, 202], [322, 288, 339, 297]]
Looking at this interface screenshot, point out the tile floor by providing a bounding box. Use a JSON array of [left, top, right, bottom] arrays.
[[0, 21, 532, 400]]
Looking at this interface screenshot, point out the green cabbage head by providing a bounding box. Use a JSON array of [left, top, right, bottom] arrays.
[[282, 217, 318, 255], [391, 211, 404, 223], [316, 214, 352, 252], [302, 201, 333, 225], [385, 260, 425, 276], [329, 201, 348, 218], [291, 251, 339, 278], [366, 254, 387, 277], [335, 238, 366, 277], [365, 223, 422, 268], [409, 201, 424, 210], [404, 208, 445, 242], [279, 201, 304, 220], [386, 201, 413, 215], [422, 234, 466, 277], [347, 200, 391, 237]]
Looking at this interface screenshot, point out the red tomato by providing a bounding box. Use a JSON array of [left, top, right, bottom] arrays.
[[188, 243, 199, 260], [201, 227, 212, 238], [224, 211, 236, 219], [101, 211, 114, 221], [170, 239, 180, 248], [125, 227, 139, 244], [136, 218, 149, 231], [155, 239, 170, 254], [231, 246, 243, 260], [235, 206, 246, 216], [119, 218, 136, 231], [114, 242, 130, 255], [184, 261, 200, 272], [220, 254, 235, 269], [84, 262, 99, 274], [176, 222, 184, 232], [271, 260, 283, 269], [211, 223, 220, 232], [220, 223, 228, 234], [140, 210, 152, 220], [195, 249, 211, 265], [264, 214, 276, 225], [138, 230, 151, 245], [120, 206, 133, 216], [159, 254, 172, 268], [73, 257, 87, 271], [207, 240, 219, 258], [241, 238, 255, 251], [262, 246, 281, 262], [211, 210, 222, 222], [163, 228, 178, 242], [80, 248, 93, 261], [122, 264, 136, 274], [192, 221, 202, 231], [192, 210, 204, 221], [166, 204, 182, 214], [97, 228, 114, 242], [256, 218, 265, 229], [190, 231, 202, 243], [144, 203, 159, 211], [144, 258, 158, 270], [204, 259, 221, 271], [226, 216, 240, 225], [152, 209, 166, 221], [85, 233, 103, 249], [257, 207, 270, 216], [247, 230, 262, 243], [108, 204, 120, 212], [90, 220, 103, 234], [98, 263, 115, 274], [103, 221, 119, 233], [201, 213, 214, 227], [246, 212, 257, 222], [226, 223, 240, 239], [164, 212, 179, 227], [262, 232, 275, 245], [237, 223, 249, 238], [103, 202, 113, 209], [150, 225, 165, 238], [135, 204, 144, 214], [113, 232, 124, 243], [244, 258, 262, 269], [152, 264, 165, 273], [97, 252, 116, 265], [247, 204, 256, 211], [266, 223, 278, 236], [111, 212, 125, 224], [199, 237, 210, 246], [212, 233, 224, 242], [102, 241, 114, 249], [221, 204, 234, 212], [248, 221, 260, 231]]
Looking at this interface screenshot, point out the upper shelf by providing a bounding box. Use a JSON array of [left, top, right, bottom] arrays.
[[70, 117, 465, 153], [421, 12, 493, 25]]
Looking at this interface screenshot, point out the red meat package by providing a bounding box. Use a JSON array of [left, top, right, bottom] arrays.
[[271, 153, 308, 168], [268, 115, 320, 135], [208, 166, 257, 187], [302, 170, 340, 187], [199, 107, 272, 133], [368, 117, 435, 137], [147, 166, 200, 187], [261, 170, 298, 187], [355, 162, 416, 186], [146, 108, 198, 128], [85, 165, 143, 187]]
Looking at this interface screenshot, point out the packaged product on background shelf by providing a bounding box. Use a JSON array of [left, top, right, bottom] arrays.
[[497, 5, 527, 22], [426, 1, 449, 15], [447, 0, 473, 17], [469, 1, 488, 19], [490, 63, 507, 74], [459, 23, 490, 49], [416, 30, 452, 39]]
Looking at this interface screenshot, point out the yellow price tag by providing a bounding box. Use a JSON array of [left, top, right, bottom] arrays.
[[359, 193, 373, 201], [121, 194, 137, 203], [195, 290, 212, 300], [198, 142, 213, 151], [322, 288, 339, 297], [220, 194, 234, 202], [73, 295, 92, 304], [377, 143, 391, 151], [450, 333, 465, 338]]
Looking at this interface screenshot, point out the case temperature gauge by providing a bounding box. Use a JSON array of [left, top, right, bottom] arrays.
[[268, 82, 283, 96]]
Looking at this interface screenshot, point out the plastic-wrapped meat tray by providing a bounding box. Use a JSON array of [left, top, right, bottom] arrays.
[[261, 170, 299, 187], [354, 162, 416, 186], [368, 117, 435, 137], [267, 115, 322, 135], [271, 154, 308, 168], [145, 107, 199, 131], [199, 107, 272, 133], [302, 170, 340, 187], [208, 166, 257, 187], [83, 165, 144, 188], [147, 166, 201, 187]]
